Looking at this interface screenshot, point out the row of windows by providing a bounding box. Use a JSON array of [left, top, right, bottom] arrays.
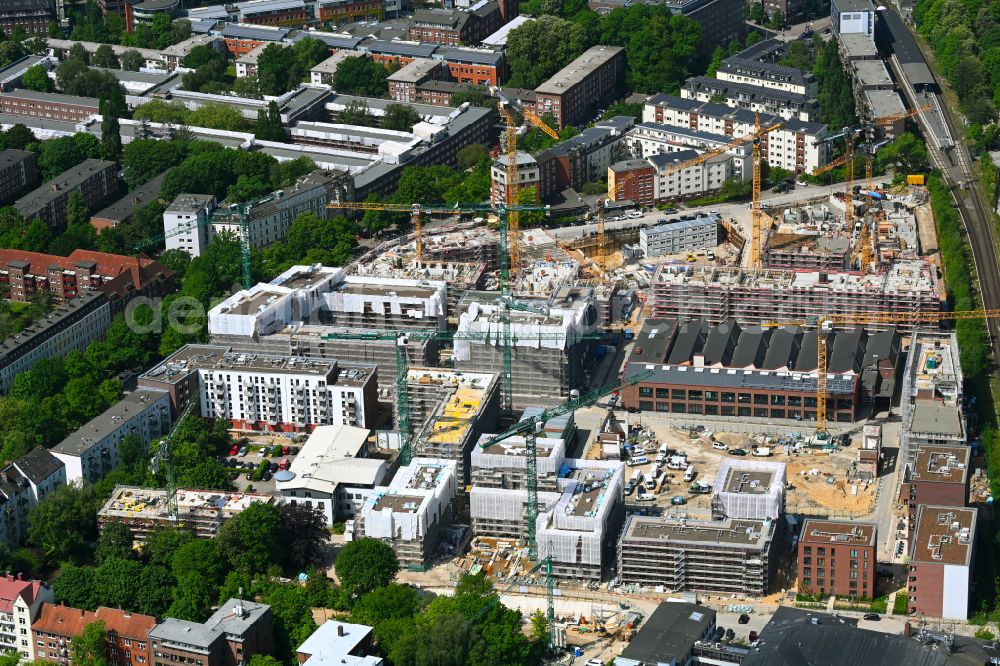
[[638, 387, 823, 406], [635, 401, 854, 421]]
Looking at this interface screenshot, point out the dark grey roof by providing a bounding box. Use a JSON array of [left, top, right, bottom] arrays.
[[291, 31, 363, 50], [624, 359, 855, 393], [718, 58, 813, 86], [666, 320, 707, 364], [15, 159, 116, 219], [219, 24, 289, 41], [365, 39, 439, 58], [0, 149, 33, 170], [862, 329, 900, 367], [619, 602, 714, 664], [91, 170, 171, 225], [732, 37, 784, 63], [761, 326, 802, 370], [876, 8, 936, 85], [699, 319, 740, 366], [647, 149, 702, 167], [793, 329, 825, 371], [630, 318, 677, 364], [828, 327, 865, 373], [0, 0, 52, 13], [730, 326, 770, 368], [682, 76, 815, 106], [12, 446, 63, 485], [744, 606, 994, 666]]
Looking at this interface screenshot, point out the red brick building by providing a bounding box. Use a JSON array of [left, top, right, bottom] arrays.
[[534, 45, 625, 129], [220, 24, 290, 57], [797, 519, 877, 599], [236, 0, 309, 26], [0, 90, 100, 122], [316, 0, 382, 22], [900, 444, 969, 540], [0, 0, 54, 37], [608, 159, 656, 206], [0, 249, 175, 312], [95, 608, 157, 666], [908, 505, 976, 620], [31, 604, 97, 665], [149, 599, 273, 666]]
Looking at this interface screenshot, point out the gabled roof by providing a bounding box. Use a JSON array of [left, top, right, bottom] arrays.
[[0, 575, 45, 614], [666, 319, 707, 364], [11, 446, 63, 486], [95, 607, 158, 639], [32, 603, 97, 637]]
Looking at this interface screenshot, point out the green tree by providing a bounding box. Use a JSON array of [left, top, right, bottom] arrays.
[[4, 124, 35, 150], [506, 15, 588, 89], [133, 99, 191, 125], [101, 108, 122, 162], [65, 192, 90, 228], [261, 583, 317, 663], [187, 103, 252, 132], [92, 44, 118, 68], [121, 138, 190, 188], [94, 556, 145, 610], [382, 104, 421, 132], [28, 484, 101, 562], [707, 46, 725, 76], [95, 521, 134, 563], [21, 65, 52, 92], [169, 539, 224, 621], [332, 56, 389, 96], [457, 144, 489, 170], [0, 42, 26, 69], [254, 100, 285, 141], [278, 502, 327, 572], [335, 538, 399, 597], [390, 612, 478, 666], [350, 583, 422, 627], [144, 526, 195, 568], [217, 502, 284, 574], [340, 99, 377, 126], [247, 657, 283, 666], [52, 564, 99, 609], [120, 49, 144, 71], [876, 132, 930, 177], [70, 621, 109, 666], [257, 43, 302, 96], [529, 610, 549, 643], [292, 37, 329, 71]]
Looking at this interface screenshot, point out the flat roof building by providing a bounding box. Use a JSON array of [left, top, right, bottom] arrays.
[[296, 620, 382, 666], [534, 45, 625, 128], [907, 505, 976, 620], [900, 333, 966, 470], [712, 459, 786, 520], [614, 602, 717, 666], [148, 599, 273, 666], [798, 519, 877, 599], [15, 159, 119, 230], [900, 444, 970, 540]]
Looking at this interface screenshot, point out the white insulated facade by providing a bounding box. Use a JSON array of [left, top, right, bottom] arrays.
[[711, 459, 787, 520], [639, 214, 720, 257], [643, 94, 830, 174], [626, 122, 751, 181], [163, 194, 216, 257], [648, 151, 738, 201]]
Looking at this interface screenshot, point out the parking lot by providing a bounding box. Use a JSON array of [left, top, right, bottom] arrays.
[[223, 433, 303, 494]]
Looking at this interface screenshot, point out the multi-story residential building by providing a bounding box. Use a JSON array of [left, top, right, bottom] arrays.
[[0, 0, 54, 37], [31, 604, 96, 665], [94, 607, 157, 666], [639, 214, 719, 257], [0, 447, 66, 549], [15, 159, 119, 230], [99, 485, 277, 542], [435, 47, 505, 86], [0, 149, 37, 205], [310, 51, 365, 86], [899, 333, 966, 471], [219, 24, 291, 57], [276, 424, 388, 525], [0, 574, 52, 660], [907, 505, 976, 620], [797, 519, 877, 599], [0, 90, 100, 122], [617, 514, 776, 595], [681, 76, 819, 122], [406, 3, 505, 46], [716, 57, 817, 96], [0, 249, 174, 311], [607, 159, 656, 205], [362, 458, 458, 568], [490, 152, 541, 204], [148, 600, 272, 666], [647, 260, 940, 332], [0, 290, 111, 394], [125, 0, 180, 32], [711, 459, 786, 520], [164, 171, 351, 258], [33, 605, 154, 666], [832, 0, 875, 41], [624, 122, 752, 180], [235, 0, 310, 26], [534, 46, 625, 128], [900, 445, 969, 540], [643, 94, 830, 173], [90, 171, 171, 231], [52, 390, 170, 485], [139, 344, 378, 432], [387, 58, 447, 102]]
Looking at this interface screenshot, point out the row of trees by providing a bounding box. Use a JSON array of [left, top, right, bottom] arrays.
[[134, 99, 253, 132], [505, 5, 700, 94]]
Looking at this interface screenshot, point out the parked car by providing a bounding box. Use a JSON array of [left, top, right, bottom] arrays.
[[268, 462, 279, 473], [712, 441, 728, 450], [863, 613, 881, 621], [279, 458, 291, 471], [671, 496, 686, 505], [738, 614, 750, 625], [282, 445, 290, 455], [258, 447, 268, 456], [713, 627, 725, 641], [262, 470, 273, 482], [290, 446, 300, 455], [245, 472, 253, 480], [664, 207, 678, 214], [725, 629, 735, 641], [637, 492, 656, 501], [749, 630, 759, 643], [728, 448, 748, 456], [238, 446, 248, 457], [229, 445, 239, 456]]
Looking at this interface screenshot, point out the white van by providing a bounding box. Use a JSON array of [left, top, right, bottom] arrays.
[[627, 210, 642, 219], [643, 473, 657, 491], [628, 455, 649, 466], [683, 465, 695, 482], [667, 454, 688, 470], [632, 445, 647, 456], [658, 443, 669, 457], [637, 492, 656, 501]]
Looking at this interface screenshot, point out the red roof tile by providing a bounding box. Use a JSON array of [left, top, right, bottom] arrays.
[[32, 603, 96, 637], [95, 607, 157, 639], [0, 249, 170, 292]]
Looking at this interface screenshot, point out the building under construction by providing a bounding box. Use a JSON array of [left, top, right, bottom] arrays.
[[711, 459, 786, 520], [97, 485, 277, 543], [650, 260, 941, 333], [453, 287, 598, 407], [616, 515, 776, 596], [403, 368, 500, 484], [360, 458, 458, 568]]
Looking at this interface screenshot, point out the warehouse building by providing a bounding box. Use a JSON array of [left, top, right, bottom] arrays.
[[639, 215, 719, 257], [361, 458, 458, 568], [617, 514, 776, 596], [649, 261, 940, 333], [98, 486, 277, 542]]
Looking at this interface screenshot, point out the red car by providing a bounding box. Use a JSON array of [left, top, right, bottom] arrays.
[[282, 445, 290, 456], [229, 445, 239, 456]]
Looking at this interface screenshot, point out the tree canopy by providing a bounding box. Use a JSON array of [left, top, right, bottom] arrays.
[[332, 56, 389, 96], [335, 538, 399, 597]]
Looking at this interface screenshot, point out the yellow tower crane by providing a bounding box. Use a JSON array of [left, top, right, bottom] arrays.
[[767, 309, 1000, 435], [651, 115, 784, 268], [489, 85, 560, 276]]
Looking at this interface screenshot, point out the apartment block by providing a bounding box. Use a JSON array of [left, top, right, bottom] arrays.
[[0, 149, 37, 204], [797, 519, 877, 599], [139, 344, 377, 433], [0, 0, 54, 36], [388, 58, 448, 102], [163, 193, 216, 257], [716, 58, 817, 96], [907, 505, 976, 620], [90, 171, 171, 230], [0, 249, 174, 312], [235, 0, 309, 26], [361, 458, 458, 568], [617, 514, 776, 596], [31, 604, 94, 665], [0, 447, 66, 550], [15, 159, 120, 230], [832, 0, 875, 40], [316, 0, 383, 23], [148, 599, 273, 666], [52, 389, 172, 485], [624, 122, 752, 181], [764, 233, 850, 271], [639, 214, 719, 257], [648, 260, 941, 333], [0, 290, 111, 394], [406, 2, 506, 46], [99, 485, 278, 542], [534, 46, 625, 128], [900, 445, 969, 539], [490, 152, 541, 205], [681, 76, 819, 122], [277, 423, 389, 524], [607, 159, 656, 205], [219, 24, 290, 57], [0, 574, 52, 660], [899, 333, 966, 471], [644, 94, 830, 173], [0, 90, 100, 122]]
